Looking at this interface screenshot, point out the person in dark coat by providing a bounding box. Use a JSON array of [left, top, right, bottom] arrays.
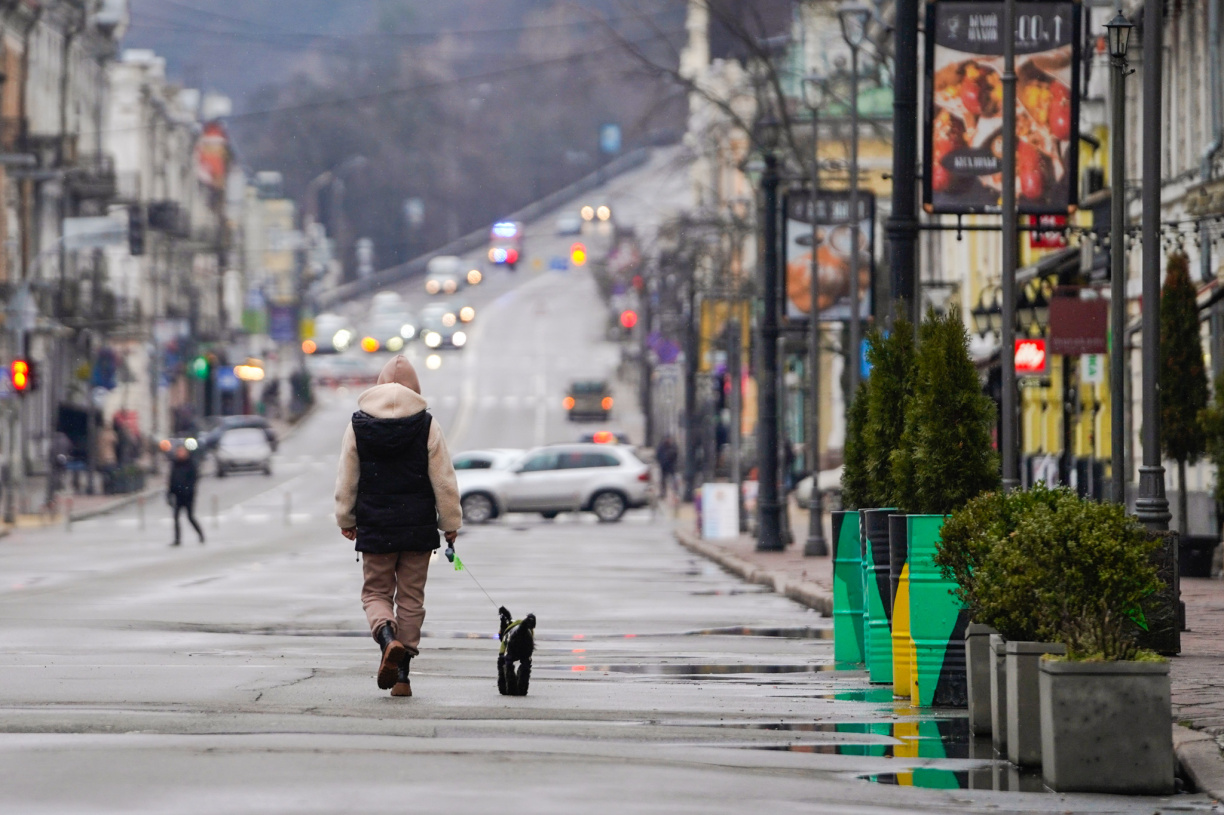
[[168, 445, 205, 547], [656, 434, 679, 498], [334, 355, 461, 698]]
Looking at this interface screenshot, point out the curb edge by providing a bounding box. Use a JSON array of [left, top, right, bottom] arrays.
[[1175, 724, 1224, 800]]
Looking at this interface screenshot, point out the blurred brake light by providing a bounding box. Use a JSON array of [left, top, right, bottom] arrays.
[[601, 396, 613, 410], [592, 431, 614, 444], [563, 396, 575, 410], [637, 470, 650, 482]]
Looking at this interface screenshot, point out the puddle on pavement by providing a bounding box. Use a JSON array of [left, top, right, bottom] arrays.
[[688, 718, 971, 759], [151, 623, 833, 642]]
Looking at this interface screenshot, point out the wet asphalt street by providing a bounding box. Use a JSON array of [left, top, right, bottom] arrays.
[[0, 151, 1219, 813]]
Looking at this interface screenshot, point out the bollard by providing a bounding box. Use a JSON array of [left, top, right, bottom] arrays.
[[862, 508, 895, 685], [907, 514, 968, 707], [138, 495, 145, 531], [889, 513, 913, 698], [284, 491, 292, 526], [831, 511, 864, 664]]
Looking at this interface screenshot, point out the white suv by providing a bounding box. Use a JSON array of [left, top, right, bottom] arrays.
[[459, 443, 650, 524]]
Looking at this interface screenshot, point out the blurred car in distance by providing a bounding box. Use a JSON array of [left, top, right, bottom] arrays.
[[308, 312, 354, 354], [457, 443, 649, 524], [488, 221, 523, 269], [453, 449, 523, 471], [215, 427, 273, 477], [425, 255, 464, 295], [200, 415, 278, 452], [555, 213, 583, 236], [419, 302, 467, 350], [564, 380, 612, 421]]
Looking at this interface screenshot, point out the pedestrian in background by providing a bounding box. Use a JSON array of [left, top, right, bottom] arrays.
[[335, 355, 462, 698], [657, 434, 678, 499], [167, 445, 204, 547]]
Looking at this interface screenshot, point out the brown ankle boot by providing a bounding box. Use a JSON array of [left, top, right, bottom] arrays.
[[391, 654, 412, 697], [374, 623, 406, 690]]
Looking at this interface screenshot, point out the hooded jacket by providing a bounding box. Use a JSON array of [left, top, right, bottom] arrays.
[[334, 355, 462, 553]]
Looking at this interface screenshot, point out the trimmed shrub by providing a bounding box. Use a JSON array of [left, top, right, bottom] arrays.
[[840, 382, 870, 510], [863, 316, 916, 508]]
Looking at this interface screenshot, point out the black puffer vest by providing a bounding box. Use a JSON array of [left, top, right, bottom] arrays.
[[351, 409, 440, 553]]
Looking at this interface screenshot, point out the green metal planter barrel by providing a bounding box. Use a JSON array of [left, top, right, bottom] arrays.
[[831, 511, 865, 663], [862, 509, 895, 685], [860, 514, 872, 672], [889, 513, 913, 698], [907, 514, 969, 707]]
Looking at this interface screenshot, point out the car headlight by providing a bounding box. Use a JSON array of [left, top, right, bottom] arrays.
[[452, 331, 467, 347], [443, 280, 457, 293], [467, 269, 482, 285], [185, 438, 198, 451], [425, 280, 441, 294], [333, 329, 352, 350], [400, 324, 415, 339], [459, 306, 475, 323], [597, 205, 611, 221], [386, 336, 404, 352], [442, 313, 456, 327], [424, 331, 442, 348]]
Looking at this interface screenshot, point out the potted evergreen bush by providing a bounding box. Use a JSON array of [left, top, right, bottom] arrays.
[[863, 316, 916, 695], [833, 383, 870, 664], [853, 320, 916, 686], [1015, 496, 1175, 794], [892, 306, 998, 707], [938, 485, 1066, 765]]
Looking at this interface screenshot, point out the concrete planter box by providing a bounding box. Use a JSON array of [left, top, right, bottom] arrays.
[[990, 634, 1007, 755], [1005, 640, 1065, 766], [965, 623, 997, 736], [1039, 659, 1174, 794]]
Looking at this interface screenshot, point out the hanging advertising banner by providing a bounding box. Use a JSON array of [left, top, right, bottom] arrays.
[[782, 190, 875, 324], [924, 0, 1080, 215]]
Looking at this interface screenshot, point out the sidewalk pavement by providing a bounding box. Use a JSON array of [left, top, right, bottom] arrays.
[[673, 500, 1224, 800]]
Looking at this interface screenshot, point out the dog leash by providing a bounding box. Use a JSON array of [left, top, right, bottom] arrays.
[[445, 545, 499, 609]]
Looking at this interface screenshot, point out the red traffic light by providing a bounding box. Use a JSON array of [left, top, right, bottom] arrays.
[[11, 360, 29, 392], [619, 310, 638, 329]]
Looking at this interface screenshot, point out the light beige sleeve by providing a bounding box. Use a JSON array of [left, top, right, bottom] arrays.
[[334, 422, 360, 528], [427, 419, 463, 532]]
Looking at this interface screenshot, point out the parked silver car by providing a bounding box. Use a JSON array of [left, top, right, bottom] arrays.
[[458, 443, 650, 524], [215, 427, 273, 477]]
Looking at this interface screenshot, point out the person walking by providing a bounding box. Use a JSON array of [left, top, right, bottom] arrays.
[[656, 434, 679, 499], [168, 445, 204, 547], [335, 355, 462, 698]]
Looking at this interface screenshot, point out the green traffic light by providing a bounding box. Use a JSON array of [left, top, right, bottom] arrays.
[[190, 356, 209, 379]]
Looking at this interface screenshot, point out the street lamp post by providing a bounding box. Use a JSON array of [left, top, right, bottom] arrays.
[[839, 3, 871, 413], [1105, 12, 1133, 506], [1001, 0, 1020, 492], [802, 74, 829, 557], [756, 116, 785, 551], [1136, 0, 1171, 530]]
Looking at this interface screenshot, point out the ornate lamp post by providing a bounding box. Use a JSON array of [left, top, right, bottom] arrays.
[[802, 74, 829, 557], [1137, 0, 1170, 530], [838, 2, 872, 411], [1105, 11, 1132, 505], [755, 114, 786, 551]]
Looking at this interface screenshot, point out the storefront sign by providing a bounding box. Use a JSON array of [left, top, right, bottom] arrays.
[[782, 190, 875, 324], [924, 0, 1080, 214], [1080, 353, 1104, 385], [1049, 295, 1107, 355], [1028, 214, 1068, 248], [1015, 338, 1048, 376]]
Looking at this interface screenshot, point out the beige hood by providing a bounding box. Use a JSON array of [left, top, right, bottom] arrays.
[[358, 355, 426, 419]]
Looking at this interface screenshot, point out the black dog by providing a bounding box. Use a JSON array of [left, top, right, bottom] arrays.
[[498, 606, 536, 696]]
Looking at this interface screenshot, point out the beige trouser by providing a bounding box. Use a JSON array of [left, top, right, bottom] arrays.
[[361, 551, 431, 655]]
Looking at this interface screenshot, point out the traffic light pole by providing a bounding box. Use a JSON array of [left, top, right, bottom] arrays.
[[757, 151, 785, 551]]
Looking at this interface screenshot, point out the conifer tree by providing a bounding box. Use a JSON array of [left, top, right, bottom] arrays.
[[840, 382, 871, 509], [863, 316, 916, 508], [1160, 251, 1208, 532], [893, 307, 1000, 515]]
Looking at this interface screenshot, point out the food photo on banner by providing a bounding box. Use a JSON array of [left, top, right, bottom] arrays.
[[783, 190, 875, 323], [924, 0, 1080, 214]]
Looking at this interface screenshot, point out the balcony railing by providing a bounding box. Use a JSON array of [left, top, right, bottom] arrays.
[[66, 152, 116, 200]]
